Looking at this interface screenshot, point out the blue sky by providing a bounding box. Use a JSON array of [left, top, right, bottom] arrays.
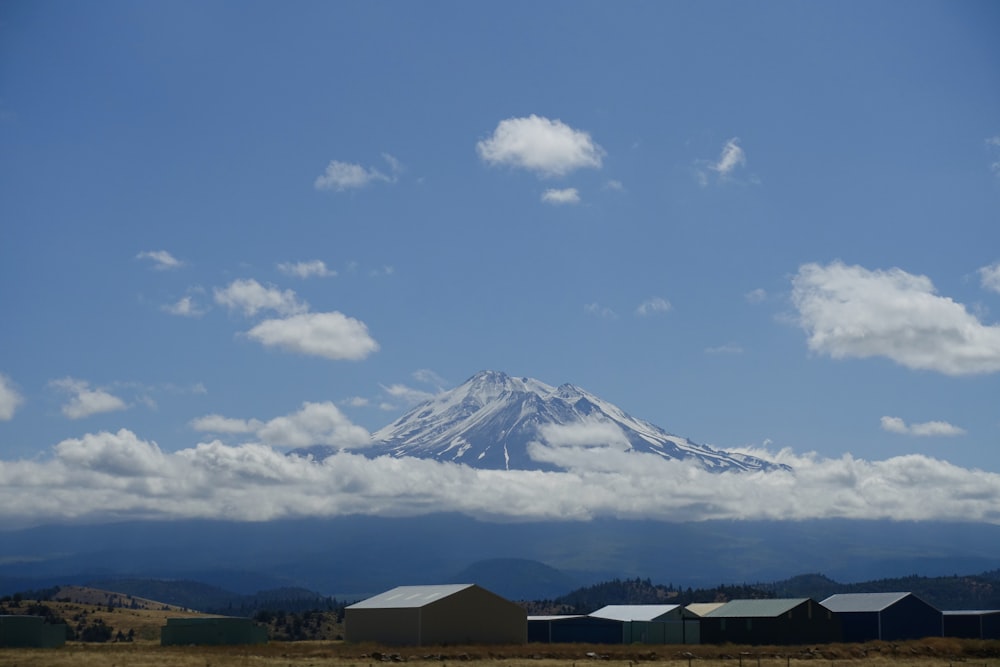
[[1, 1, 999, 527]]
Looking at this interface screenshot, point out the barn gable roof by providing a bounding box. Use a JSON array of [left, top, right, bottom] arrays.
[[685, 602, 725, 617], [820, 592, 912, 612], [589, 604, 681, 622], [705, 598, 811, 618], [347, 584, 475, 609]]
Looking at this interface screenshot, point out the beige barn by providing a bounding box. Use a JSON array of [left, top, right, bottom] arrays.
[[345, 584, 526, 646]]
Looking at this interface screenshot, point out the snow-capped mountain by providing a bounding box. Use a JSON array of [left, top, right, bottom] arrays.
[[293, 370, 786, 472]]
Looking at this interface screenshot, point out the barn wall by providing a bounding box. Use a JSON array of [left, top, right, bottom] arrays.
[[160, 617, 267, 646], [423, 586, 526, 644], [881, 596, 941, 640], [699, 602, 840, 646], [345, 608, 419, 645], [528, 617, 623, 644], [0, 615, 66, 648], [838, 612, 882, 643]]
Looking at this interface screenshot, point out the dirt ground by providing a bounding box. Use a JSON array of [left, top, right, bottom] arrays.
[[2, 638, 1000, 667]]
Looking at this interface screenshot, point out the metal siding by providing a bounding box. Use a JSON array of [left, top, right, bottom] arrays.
[[880, 595, 941, 640], [0, 616, 67, 648], [422, 585, 526, 645], [160, 617, 267, 646], [345, 607, 420, 645]]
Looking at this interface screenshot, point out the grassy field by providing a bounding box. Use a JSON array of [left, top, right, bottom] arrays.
[[2, 638, 1000, 667]]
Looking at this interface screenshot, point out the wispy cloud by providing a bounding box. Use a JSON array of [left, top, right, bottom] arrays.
[[380, 383, 438, 406], [277, 260, 336, 279], [162, 296, 206, 318], [585, 302, 618, 319], [136, 250, 183, 271], [792, 261, 1000, 375], [635, 297, 672, 316], [314, 154, 402, 192], [214, 279, 308, 318], [705, 343, 743, 355], [0, 373, 24, 421], [49, 378, 127, 420], [192, 402, 370, 450], [477, 115, 604, 177], [745, 288, 767, 304], [880, 416, 966, 437], [246, 312, 379, 361], [987, 136, 1000, 178], [541, 187, 581, 205], [696, 137, 747, 186], [979, 261, 1000, 294]]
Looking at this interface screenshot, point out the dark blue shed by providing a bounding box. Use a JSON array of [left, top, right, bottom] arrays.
[[943, 610, 1000, 639], [821, 592, 941, 642], [527, 615, 624, 644]]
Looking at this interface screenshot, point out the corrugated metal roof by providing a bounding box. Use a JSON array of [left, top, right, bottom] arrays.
[[347, 584, 474, 609], [820, 592, 911, 613], [942, 610, 1000, 616], [527, 615, 587, 621], [705, 599, 810, 618], [589, 604, 680, 622], [685, 603, 725, 617]]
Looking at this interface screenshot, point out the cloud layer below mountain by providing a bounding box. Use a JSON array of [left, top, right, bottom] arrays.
[[2, 425, 998, 528]]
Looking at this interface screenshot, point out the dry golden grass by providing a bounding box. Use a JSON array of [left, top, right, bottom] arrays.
[[2, 639, 1000, 667]]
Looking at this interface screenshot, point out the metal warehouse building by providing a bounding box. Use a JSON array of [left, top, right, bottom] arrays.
[[0, 615, 67, 648], [590, 604, 697, 644], [699, 598, 841, 646], [943, 610, 1000, 640], [528, 615, 624, 644], [821, 592, 941, 642], [345, 584, 526, 646], [160, 617, 268, 646]]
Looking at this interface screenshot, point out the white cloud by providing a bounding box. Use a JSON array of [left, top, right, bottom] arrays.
[[979, 262, 1000, 294], [584, 302, 618, 319], [696, 138, 747, 186], [50, 378, 127, 420], [314, 156, 398, 191], [277, 260, 336, 279], [791, 261, 1000, 375], [604, 180, 624, 191], [987, 136, 1000, 177], [213, 279, 307, 317], [713, 138, 746, 176], [136, 250, 183, 270], [162, 296, 206, 317], [5, 429, 1000, 526], [412, 369, 447, 390], [0, 373, 24, 421], [536, 419, 631, 450], [880, 416, 966, 437], [635, 297, 672, 316], [745, 288, 767, 304], [344, 396, 370, 407], [705, 344, 744, 355], [246, 311, 379, 361], [541, 187, 581, 205], [190, 414, 263, 434], [257, 401, 371, 449], [380, 383, 437, 406], [477, 115, 604, 177], [191, 402, 370, 451]]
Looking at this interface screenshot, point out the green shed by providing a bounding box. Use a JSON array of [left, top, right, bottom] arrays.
[[160, 616, 268, 646], [0, 615, 67, 648]]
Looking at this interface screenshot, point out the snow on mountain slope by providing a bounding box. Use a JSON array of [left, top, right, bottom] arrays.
[[292, 370, 786, 472]]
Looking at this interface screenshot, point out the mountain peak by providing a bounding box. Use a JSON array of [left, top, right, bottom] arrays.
[[342, 371, 785, 473]]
